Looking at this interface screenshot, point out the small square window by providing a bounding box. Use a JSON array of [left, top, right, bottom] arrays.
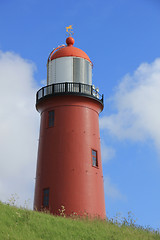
[[48, 111, 54, 127], [92, 149, 98, 167], [43, 188, 49, 208]]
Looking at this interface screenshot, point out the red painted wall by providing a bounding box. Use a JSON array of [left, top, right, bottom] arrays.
[[34, 95, 106, 218]]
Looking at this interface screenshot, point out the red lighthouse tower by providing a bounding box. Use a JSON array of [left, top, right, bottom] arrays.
[[34, 36, 106, 218]]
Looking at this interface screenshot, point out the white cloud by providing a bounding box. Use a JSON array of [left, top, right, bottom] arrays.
[[101, 140, 115, 163], [40, 79, 46, 86], [100, 58, 160, 151], [0, 51, 39, 208], [104, 176, 126, 201]]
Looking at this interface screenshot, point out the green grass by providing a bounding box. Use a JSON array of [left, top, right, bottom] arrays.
[[0, 201, 159, 240]]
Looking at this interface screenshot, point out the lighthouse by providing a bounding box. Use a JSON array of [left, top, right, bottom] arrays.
[[34, 35, 106, 218]]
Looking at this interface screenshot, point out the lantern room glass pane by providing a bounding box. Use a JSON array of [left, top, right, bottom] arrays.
[[84, 59, 91, 85], [73, 58, 83, 83], [73, 58, 92, 84]]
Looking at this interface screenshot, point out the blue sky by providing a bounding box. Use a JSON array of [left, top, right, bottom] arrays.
[[0, 0, 160, 230]]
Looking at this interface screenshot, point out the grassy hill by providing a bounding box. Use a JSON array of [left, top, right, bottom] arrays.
[[0, 201, 159, 240]]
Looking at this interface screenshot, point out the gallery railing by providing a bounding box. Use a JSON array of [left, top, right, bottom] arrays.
[[36, 82, 103, 104]]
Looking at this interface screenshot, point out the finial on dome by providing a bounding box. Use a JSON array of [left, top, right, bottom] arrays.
[[66, 37, 74, 46], [66, 25, 74, 46]]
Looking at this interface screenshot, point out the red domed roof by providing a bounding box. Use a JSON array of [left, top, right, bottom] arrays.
[[50, 37, 91, 63]]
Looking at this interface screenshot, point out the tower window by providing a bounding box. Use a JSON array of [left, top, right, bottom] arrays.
[[92, 149, 98, 167], [43, 188, 49, 208], [48, 111, 54, 127]]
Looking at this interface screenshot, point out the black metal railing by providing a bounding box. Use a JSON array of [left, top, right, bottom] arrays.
[[36, 82, 103, 104]]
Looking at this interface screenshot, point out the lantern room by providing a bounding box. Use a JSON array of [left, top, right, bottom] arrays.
[[47, 37, 92, 85]]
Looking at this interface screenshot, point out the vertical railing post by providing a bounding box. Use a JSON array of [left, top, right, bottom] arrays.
[[91, 85, 93, 95], [52, 84, 54, 94], [79, 83, 81, 93], [42, 87, 44, 97], [65, 82, 68, 92]]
